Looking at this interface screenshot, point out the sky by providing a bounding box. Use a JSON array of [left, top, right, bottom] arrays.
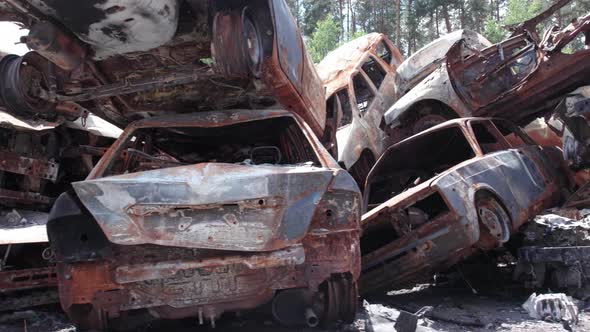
[[0, 22, 30, 55]]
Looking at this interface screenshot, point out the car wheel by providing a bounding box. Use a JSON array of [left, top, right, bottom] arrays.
[[412, 114, 449, 134], [475, 192, 511, 246], [321, 274, 357, 327]]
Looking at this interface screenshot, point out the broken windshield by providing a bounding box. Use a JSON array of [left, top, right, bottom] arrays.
[[365, 125, 475, 208], [101, 117, 321, 177], [449, 36, 539, 107]]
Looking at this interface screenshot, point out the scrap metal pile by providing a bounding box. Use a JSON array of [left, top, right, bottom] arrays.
[[0, 0, 589, 331]]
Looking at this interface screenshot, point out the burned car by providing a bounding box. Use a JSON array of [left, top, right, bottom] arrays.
[[0, 0, 337, 151], [0, 111, 119, 310], [316, 33, 403, 188], [384, 13, 590, 143], [382, 30, 491, 141], [544, 85, 590, 170], [359, 118, 567, 294], [46, 109, 361, 330]]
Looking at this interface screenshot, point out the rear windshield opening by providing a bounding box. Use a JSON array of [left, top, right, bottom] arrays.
[[366, 126, 474, 207], [105, 117, 320, 176]]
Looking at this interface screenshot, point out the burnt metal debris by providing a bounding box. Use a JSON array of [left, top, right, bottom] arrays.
[[0, 0, 590, 330], [383, 13, 590, 144], [0, 111, 119, 310], [0, 0, 334, 151]]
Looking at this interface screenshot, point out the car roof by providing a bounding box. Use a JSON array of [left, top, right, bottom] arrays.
[[316, 33, 387, 96]]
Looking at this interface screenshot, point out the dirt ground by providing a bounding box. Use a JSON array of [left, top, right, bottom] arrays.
[[0, 280, 588, 332]]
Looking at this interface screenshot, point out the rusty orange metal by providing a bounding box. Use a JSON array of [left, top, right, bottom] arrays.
[[360, 118, 566, 294]]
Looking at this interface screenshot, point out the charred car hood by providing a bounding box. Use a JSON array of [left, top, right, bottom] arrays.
[[72, 163, 335, 251]]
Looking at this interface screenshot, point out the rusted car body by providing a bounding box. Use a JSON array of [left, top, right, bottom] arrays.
[[316, 33, 403, 188], [0, 0, 337, 150], [359, 118, 566, 294], [46, 109, 361, 330], [544, 85, 590, 169], [384, 14, 590, 143], [0, 112, 119, 310], [382, 31, 491, 141], [394, 30, 491, 98]]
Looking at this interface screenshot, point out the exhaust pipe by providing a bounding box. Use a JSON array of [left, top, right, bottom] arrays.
[[304, 308, 319, 328]]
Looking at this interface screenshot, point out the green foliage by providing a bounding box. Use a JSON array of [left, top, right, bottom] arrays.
[[483, 17, 507, 43], [345, 30, 367, 42], [504, 0, 545, 25], [286, 0, 589, 58], [307, 14, 341, 63], [301, 0, 334, 36]]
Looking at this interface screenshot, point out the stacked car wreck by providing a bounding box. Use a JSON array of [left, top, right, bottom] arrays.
[[0, 0, 360, 330], [359, 9, 590, 296], [2, 0, 590, 330]]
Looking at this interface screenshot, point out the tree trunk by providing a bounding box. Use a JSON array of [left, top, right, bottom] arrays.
[[442, 5, 452, 33], [352, 1, 356, 34], [338, 0, 344, 41], [460, 2, 465, 29], [435, 7, 440, 38], [380, 0, 384, 33], [395, 0, 401, 44], [347, 0, 350, 37]]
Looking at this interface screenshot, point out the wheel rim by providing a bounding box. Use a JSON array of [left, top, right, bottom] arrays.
[[476, 197, 510, 243]]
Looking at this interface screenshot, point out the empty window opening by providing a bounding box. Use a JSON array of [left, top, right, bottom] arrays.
[[472, 122, 506, 153], [337, 89, 353, 127], [361, 56, 386, 90], [376, 41, 392, 64], [492, 120, 531, 147], [353, 74, 375, 113], [412, 192, 449, 220], [104, 117, 320, 176], [366, 126, 474, 207]]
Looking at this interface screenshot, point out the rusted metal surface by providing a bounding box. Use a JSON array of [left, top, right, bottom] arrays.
[[383, 32, 491, 142], [317, 34, 403, 188], [360, 118, 565, 294], [47, 109, 361, 330], [317, 33, 403, 98], [0, 150, 58, 181], [384, 13, 590, 144], [0, 266, 57, 292], [24, 21, 87, 71], [449, 14, 590, 125], [114, 245, 306, 284], [395, 30, 491, 96], [0, 109, 118, 307], [0, 0, 332, 148]]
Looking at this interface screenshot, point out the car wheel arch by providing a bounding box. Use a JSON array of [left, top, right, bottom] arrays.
[[472, 188, 513, 244], [402, 99, 460, 134]]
